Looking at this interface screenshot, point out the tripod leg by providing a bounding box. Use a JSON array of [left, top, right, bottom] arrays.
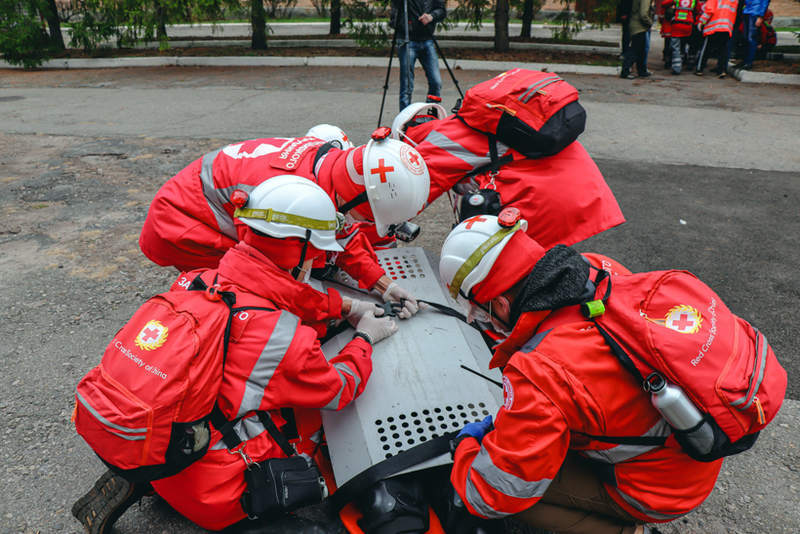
[[378, 29, 398, 128], [432, 35, 464, 100]]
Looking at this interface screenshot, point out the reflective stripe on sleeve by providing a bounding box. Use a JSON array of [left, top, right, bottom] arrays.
[[236, 312, 299, 418], [464, 445, 552, 517], [612, 486, 687, 521], [581, 419, 672, 464], [424, 130, 511, 174], [323, 362, 361, 410], [200, 148, 239, 240]]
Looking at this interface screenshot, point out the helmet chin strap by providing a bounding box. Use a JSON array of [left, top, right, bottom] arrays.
[[291, 229, 312, 280], [337, 191, 368, 215]]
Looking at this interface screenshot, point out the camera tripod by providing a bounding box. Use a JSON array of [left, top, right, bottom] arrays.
[[376, 0, 464, 127]]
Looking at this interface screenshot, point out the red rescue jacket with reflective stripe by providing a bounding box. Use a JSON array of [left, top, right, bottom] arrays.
[[139, 137, 385, 290], [150, 242, 373, 531], [451, 255, 722, 523], [698, 0, 738, 36], [671, 0, 700, 37], [405, 117, 625, 249]]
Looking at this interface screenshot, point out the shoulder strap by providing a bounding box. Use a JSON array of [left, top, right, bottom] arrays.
[[330, 431, 458, 511], [257, 411, 296, 457], [188, 274, 281, 451]]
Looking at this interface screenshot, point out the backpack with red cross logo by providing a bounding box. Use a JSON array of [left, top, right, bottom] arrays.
[[73, 275, 274, 483], [575, 268, 787, 461], [455, 68, 586, 159]]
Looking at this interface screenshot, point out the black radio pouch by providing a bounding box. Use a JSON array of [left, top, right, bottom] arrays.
[[241, 454, 326, 518], [239, 412, 327, 519]]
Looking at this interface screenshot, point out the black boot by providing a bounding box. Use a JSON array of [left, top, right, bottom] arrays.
[[356, 478, 429, 534], [72, 469, 152, 534]]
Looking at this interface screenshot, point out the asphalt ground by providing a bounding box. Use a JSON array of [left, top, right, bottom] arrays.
[[0, 66, 798, 533]]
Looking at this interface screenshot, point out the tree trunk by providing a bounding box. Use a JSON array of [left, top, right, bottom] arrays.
[[251, 0, 267, 49], [494, 0, 510, 52], [329, 0, 341, 35], [155, 0, 168, 42], [520, 0, 534, 38], [43, 0, 64, 50]]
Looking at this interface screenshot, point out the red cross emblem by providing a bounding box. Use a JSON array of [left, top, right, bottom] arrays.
[[141, 326, 161, 342], [671, 313, 694, 331], [407, 151, 420, 166], [464, 215, 487, 229], [371, 158, 395, 183]]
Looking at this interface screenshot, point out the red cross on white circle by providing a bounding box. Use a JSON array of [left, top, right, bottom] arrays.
[[142, 326, 161, 342], [672, 313, 695, 331]]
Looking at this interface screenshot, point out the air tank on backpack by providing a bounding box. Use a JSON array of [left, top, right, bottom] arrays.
[[647, 373, 715, 457]]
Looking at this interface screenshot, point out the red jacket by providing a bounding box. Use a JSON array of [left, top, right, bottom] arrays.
[[150, 242, 373, 531], [698, 0, 738, 36], [405, 117, 625, 249], [139, 136, 386, 289], [451, 255, 722, 523]]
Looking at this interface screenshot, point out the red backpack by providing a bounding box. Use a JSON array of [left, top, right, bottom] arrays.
[[579, 269, 787, 461], [455, 68, 586, 159], [74, 276, 272, 482]]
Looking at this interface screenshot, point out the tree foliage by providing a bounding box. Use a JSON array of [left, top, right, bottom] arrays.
[[342, 0, 389, 48], [0, 0, 62, 67], [68, 0, 236, 53]]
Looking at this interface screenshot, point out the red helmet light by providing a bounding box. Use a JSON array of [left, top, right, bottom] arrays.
[[498, 207, 521, 228], [230, 189, 249, 208], [371, 127, 392, 141]]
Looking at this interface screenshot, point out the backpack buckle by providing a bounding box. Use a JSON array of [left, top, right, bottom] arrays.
[[229, 443, 255, 466], [581, 299, 605, 318]]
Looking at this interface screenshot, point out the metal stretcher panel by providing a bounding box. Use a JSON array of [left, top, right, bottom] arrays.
[[319, 247, 503, 487]]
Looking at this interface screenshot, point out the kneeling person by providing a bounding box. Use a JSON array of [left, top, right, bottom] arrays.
[[73, 176, 398, 533]]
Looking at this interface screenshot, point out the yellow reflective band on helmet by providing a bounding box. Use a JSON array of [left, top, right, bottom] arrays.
[[449, 222, 522, 299], [234, 207, 341, 231]]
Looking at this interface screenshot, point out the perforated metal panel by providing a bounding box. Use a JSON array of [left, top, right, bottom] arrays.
[[320, 247, 502, 486]]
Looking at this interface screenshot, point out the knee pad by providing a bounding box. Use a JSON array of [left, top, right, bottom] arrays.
[[356, 478, 429, 534]]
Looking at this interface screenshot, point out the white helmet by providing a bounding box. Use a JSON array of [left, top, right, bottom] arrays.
[[362, 134, 430, 237], [234, 175, 343, 252], [439, 214, 527, 309], [305, 124, 354, 149], [391, 102, 448, 142]]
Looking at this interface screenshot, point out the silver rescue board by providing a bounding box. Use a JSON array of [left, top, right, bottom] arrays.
[[320, 247, 503, 487]]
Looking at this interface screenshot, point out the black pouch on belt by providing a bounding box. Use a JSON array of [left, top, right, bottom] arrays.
[[239, 411, 327, 519], [241, 454, 326, 518], [458, 189, 503, 222]]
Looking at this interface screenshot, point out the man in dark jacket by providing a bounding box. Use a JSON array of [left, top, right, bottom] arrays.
[[390, 0, 447, 110]]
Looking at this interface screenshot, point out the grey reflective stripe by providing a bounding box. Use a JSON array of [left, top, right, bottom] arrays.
[[210, 414, 267, 450], [520, 329, 552, 354], [424, 129, 512, 176], [470, 445, 552, 501], [519, 75, 562, 103], [336, 231, 358, 249], [236, 312, 299, 418], [582, 419, 672, 464], [613, 486, 686, 521], [323, 362, 361, 410], [425, 130, 489, 170], [200, 148, 238, 240], [464, 477, 513, 519], [109, 430, 146, 441], [76, 391, 147, 435], [731, 331, 768, 409]]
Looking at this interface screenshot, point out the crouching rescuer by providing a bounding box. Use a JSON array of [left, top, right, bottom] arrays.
[[439, 210, 786, 534], [71, 176, 398, 533]]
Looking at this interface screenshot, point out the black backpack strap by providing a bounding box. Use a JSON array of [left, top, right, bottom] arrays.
[[577, 431, 667, 446], [257, 411, 296, 457], [330, 431, 457, 511], [464, 135, 514, 180]]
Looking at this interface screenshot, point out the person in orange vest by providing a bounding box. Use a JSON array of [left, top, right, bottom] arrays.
[[439, 212, 723, 534], [667, 0, 703, 73], [695, 0, 739, 77]]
